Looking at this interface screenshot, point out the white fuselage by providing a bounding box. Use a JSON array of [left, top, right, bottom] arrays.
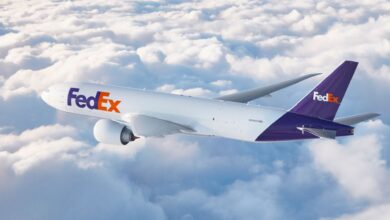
[[42, 83, 286, 142]]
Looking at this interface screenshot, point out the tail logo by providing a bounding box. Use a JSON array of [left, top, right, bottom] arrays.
[[313, 91, 340, 104]]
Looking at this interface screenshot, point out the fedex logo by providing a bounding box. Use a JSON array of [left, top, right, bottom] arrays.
[[67, 88, 121, 113], [313, 91, 340, 104]]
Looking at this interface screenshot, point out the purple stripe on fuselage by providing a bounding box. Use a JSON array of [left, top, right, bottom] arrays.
[[256, 112, 353, 141]]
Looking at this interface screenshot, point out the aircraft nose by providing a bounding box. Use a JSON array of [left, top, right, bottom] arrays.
[[41, 85, 59, 106], [40, 84, 69, 109], [41, 88, 51, 105]]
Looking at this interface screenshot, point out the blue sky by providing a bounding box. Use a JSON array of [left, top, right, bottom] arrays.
[[0, 0, 390, 219]]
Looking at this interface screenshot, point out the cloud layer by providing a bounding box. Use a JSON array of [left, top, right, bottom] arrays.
[[0, 0, 390, 219]]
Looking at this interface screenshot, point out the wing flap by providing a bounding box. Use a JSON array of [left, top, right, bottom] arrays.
[[122, 114, 195, 137], [216, 73, 321, 103], [334, 113, 380, 126]]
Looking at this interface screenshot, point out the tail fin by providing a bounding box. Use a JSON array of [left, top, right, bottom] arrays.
[[289, 60, 358, 120]]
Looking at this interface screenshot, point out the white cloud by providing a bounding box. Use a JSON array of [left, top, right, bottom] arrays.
[[210, 80, 232, 87], [171, 87, 212, 97], [0, 124, 83, 174], [226, 54, 285, 80], [218, 89, 238, 96], [138, 37, 226, 69], [156, 84, 212, 97], [309, 134, 389, 201], [0, 124, 178, 219], [330, 203, 390, 220], [137, 46, 166, 63], [0, 0, 389, 219], [159, 175, 283, 220], [283, 9, 302, 23], [1, 0, 389, 99], [156, 84, 176, 93], [308, 120, 390, 205], [0, 124, 76, 151], [10, 137, 85, 174]]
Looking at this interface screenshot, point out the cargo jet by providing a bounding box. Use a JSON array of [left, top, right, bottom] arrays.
[[42, 61, 379, 145]]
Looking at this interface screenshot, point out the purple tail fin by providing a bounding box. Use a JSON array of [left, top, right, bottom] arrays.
[[289, 61, 358, 120]]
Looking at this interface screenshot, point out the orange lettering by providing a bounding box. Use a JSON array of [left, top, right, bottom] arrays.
[[108, 100, 121, 113], [98, 92, 110, 111]]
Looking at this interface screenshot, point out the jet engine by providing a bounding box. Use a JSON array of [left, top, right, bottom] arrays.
[[93, 119, 137, 145]]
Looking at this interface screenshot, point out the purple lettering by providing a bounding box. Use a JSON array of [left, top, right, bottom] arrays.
[[67, 88, 79, 106], [76, 95, 87, 108]]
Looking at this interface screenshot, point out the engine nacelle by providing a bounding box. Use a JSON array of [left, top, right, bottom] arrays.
[[93, 119, 136, 145]]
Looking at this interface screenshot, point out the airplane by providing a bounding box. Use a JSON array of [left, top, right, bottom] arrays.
[[41, 60, 379, 145]]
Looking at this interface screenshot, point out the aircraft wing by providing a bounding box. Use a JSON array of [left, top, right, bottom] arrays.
[[215, 73, 321, 103], [334, 113, 380, 125], [121, 114, 195, 137]]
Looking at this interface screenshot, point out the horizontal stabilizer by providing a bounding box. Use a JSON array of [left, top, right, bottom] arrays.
[[334, 113, 380, 125], [297, 127, 337, 139], [216, 73, 321, 103]]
